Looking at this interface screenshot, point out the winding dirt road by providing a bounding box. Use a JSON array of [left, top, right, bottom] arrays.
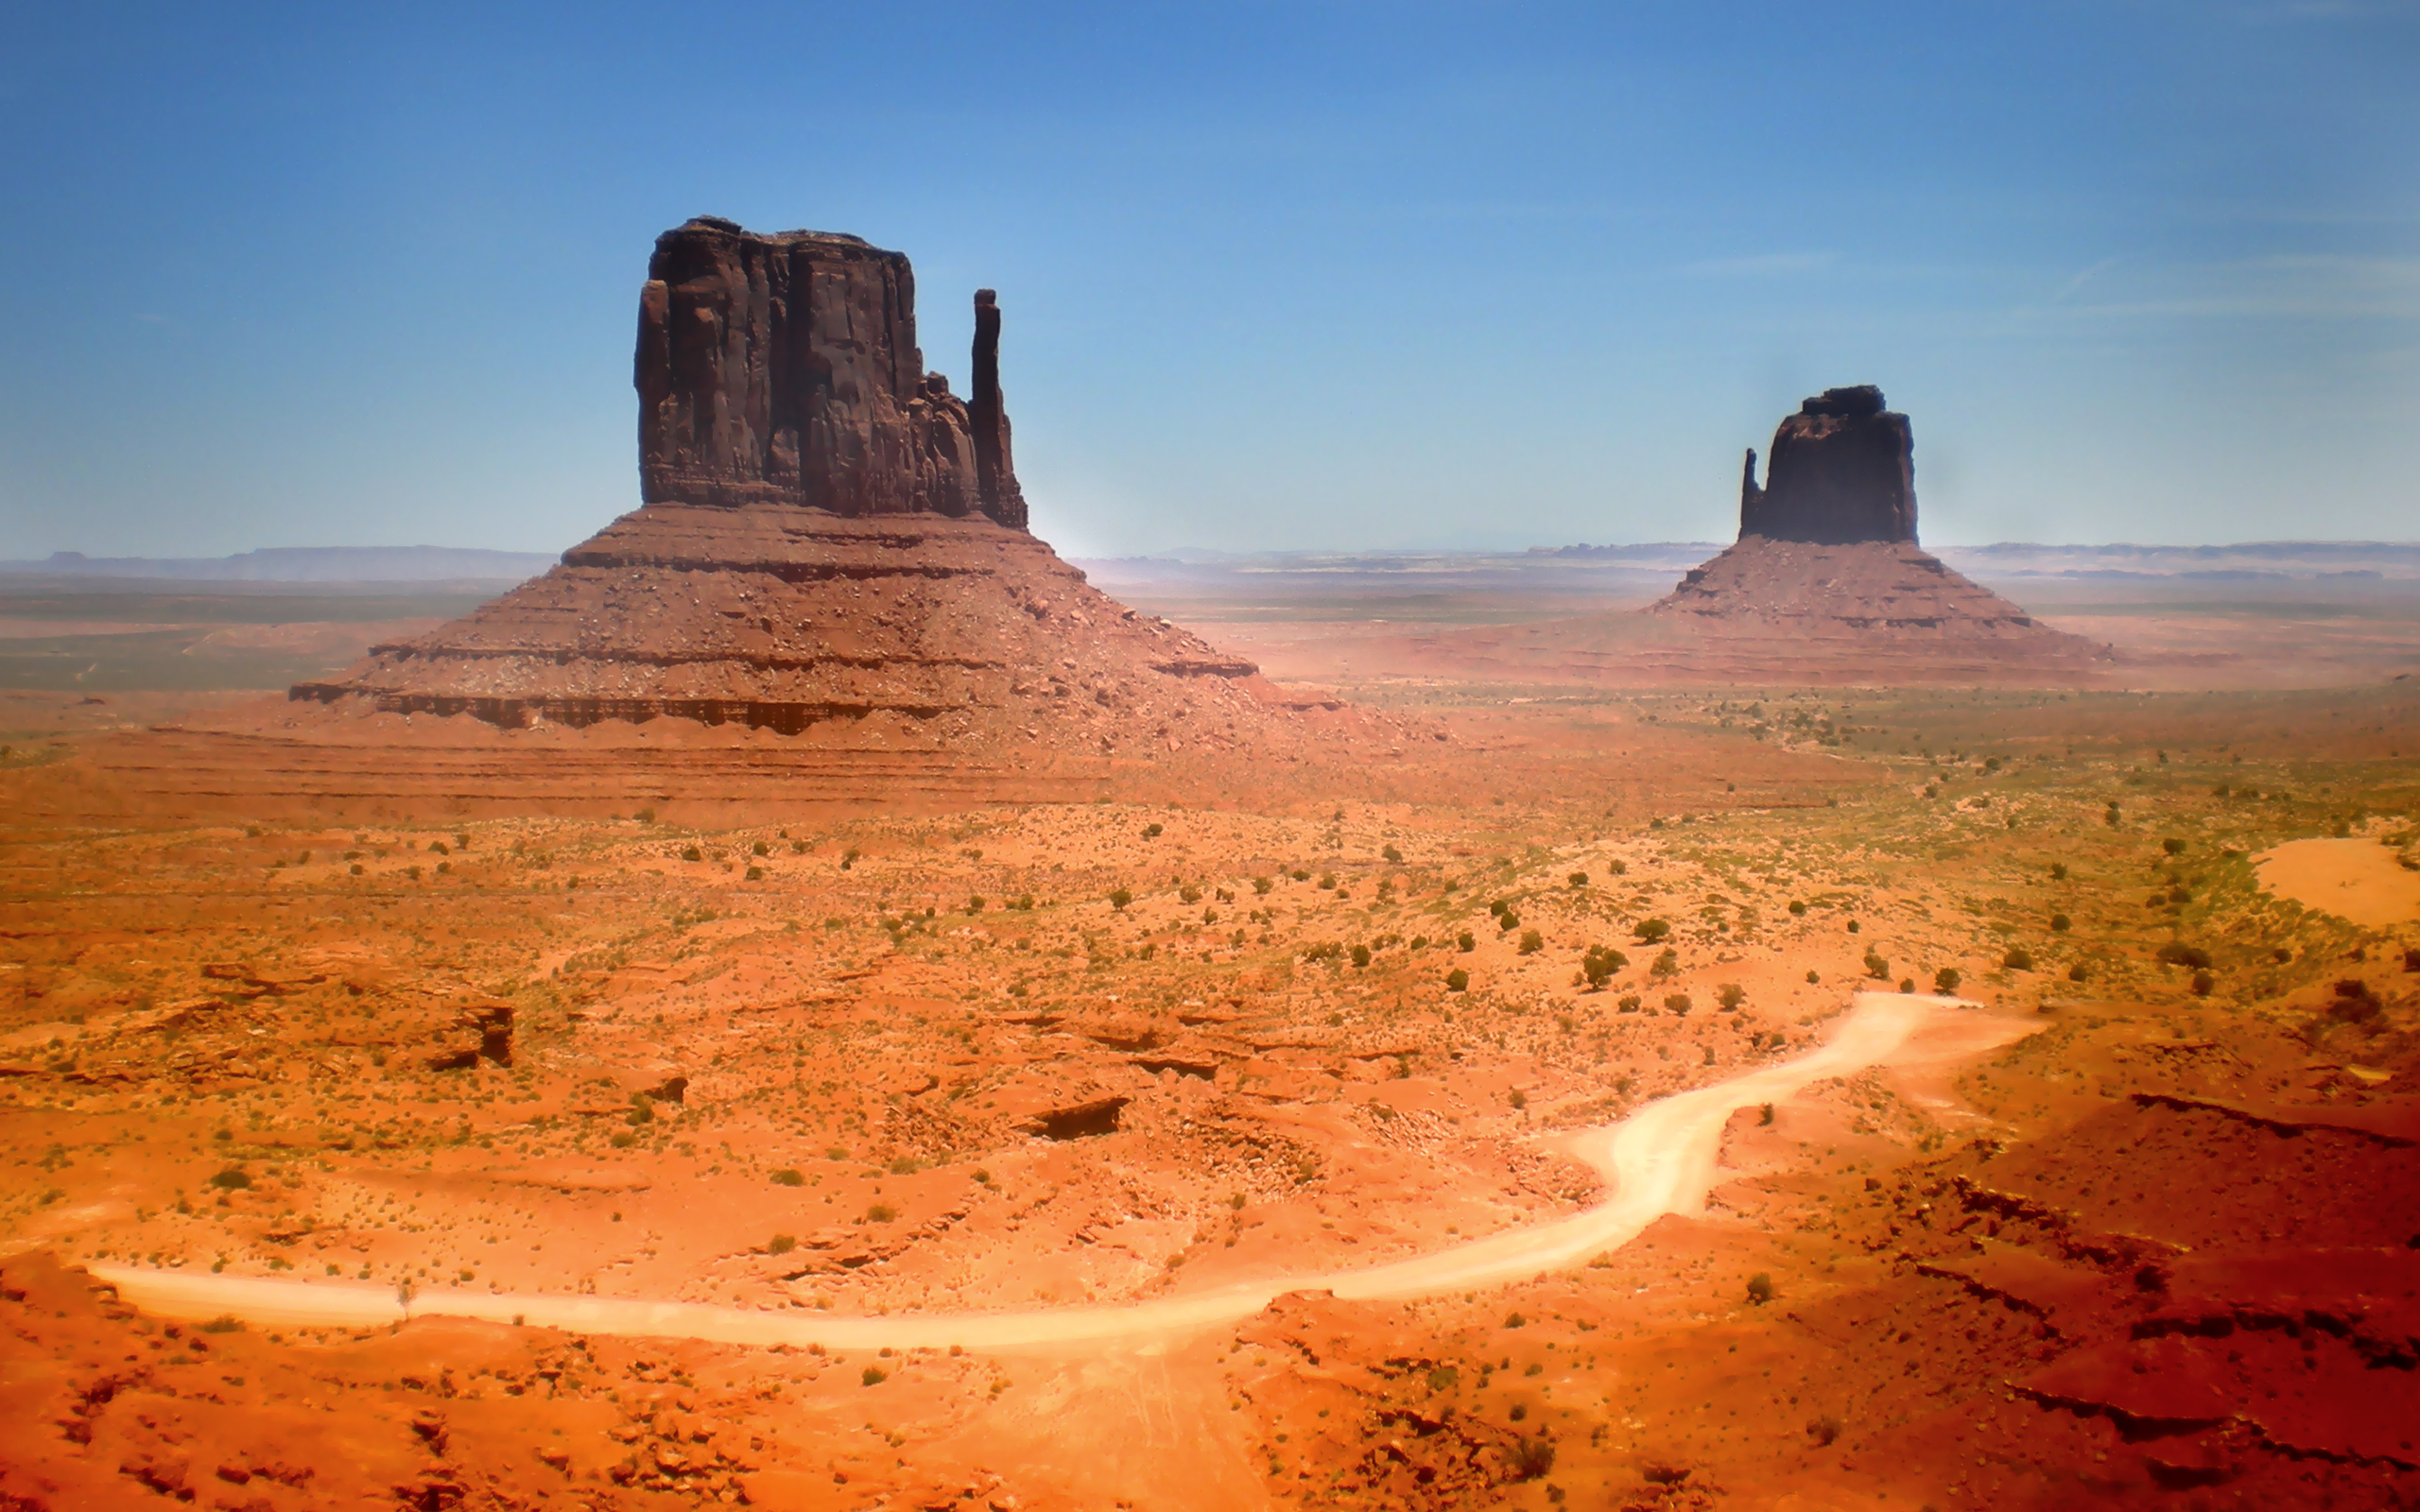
[[93, 993, 2024, 1354]]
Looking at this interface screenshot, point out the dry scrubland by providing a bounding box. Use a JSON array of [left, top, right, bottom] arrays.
[[0, 676, 2416, 1509]]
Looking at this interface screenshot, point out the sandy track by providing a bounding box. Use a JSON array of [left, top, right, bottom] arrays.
[[93, 993, 2022, 1355]]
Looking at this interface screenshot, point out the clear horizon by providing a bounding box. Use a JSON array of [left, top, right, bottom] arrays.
[[4, 2, 2413, 561]]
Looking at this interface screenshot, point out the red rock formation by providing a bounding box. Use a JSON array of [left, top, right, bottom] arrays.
[[634, 217, 1021, 526], [1738, 384, 1918, 545]]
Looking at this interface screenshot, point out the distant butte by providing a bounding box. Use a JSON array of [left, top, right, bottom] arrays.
[[1639, 386, 2113, 679]]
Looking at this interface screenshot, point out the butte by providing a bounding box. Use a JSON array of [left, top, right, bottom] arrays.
[[52, 218, 1389, 820], [1637, 385, 2112, 680], [1385, 385, 2112, 687]]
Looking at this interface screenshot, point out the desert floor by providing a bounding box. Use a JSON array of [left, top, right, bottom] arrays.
[[1, 569, 2416, 1510]]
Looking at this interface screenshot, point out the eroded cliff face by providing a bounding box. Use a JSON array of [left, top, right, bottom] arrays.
[[1738, 385, 1917, 546], [634, 217, 1025, 527]]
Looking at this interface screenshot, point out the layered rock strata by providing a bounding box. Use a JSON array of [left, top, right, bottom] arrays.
[[288, 502, 1274, 746]]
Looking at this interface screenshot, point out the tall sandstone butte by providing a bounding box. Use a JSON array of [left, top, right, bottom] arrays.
[[268, 215, 1379, 788], [1737, 384, 1918, 546], [634, 217, 1026, 527], [1635, 385, 2112, 680]]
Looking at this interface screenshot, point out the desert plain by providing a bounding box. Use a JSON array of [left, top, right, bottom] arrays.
[[0, 548, 2416, 1512]]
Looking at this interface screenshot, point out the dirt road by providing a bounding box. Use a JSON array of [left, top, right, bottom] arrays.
[[93, 992, 2024, 1354]]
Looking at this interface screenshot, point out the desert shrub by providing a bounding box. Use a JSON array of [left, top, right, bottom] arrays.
[[861, 1366, 888, 1386], [769, 1168, 804, 1187], [791, 839, 807, 854], [1745, 1272, 1775, 1304], [1497, 909, 1519, 932], [1805, 969, 1820, 984], [2067, 962, 2090, 983], [1582, 946, 1627, 988], [1634, 918, 1672, 943], [966, 896, 986, 914], [1862, 949, 1890, 980], [2002, 948, 2033, 971], [888, 1155, 921, 1175], [2049, 862, 2068, 880], [1109, 887, 1132, 909], [1717, 983, 1746, 1011], [1504, 1311, 1527, 1328], [1458, 932, 1476, 952], [1846, 919, 1860, 933], [1351, 944, 1373, 969], [2405, 947, 2420, 972], [1567, 871, 1588, 887], [2163, 836, 2187, 855], [1788, 900, 1806, 916], [745, 865, 765, 881], [1445, 968, 1470, 992], [207, 1167, 251, 1191], [1425, 1364, 1459, 1392], [1651, 948, 1680, 978], [1289, 868, 1309, 881], [1758, 1102, 1775, 1125], [1320, 872, 1339, 889], [1664, 993, 1692, 1016], [2157, 942, 2212, 970], [1898, 977, 1915, 993], [866, 1203, 896, 1223], [1508, 1090, 1527, 1110], [1617, 994, 1641, 1012], [2190, 971, 2216, 996], [1509, 1437, 1556, 1480], [2049, 912, 2071, 933], [1253, 876, 1273, 895], [1517, 929, 1544, 955], [768, 1233, 797, 1255], [1179, 884, 1201, 903], [680, 845, 702, 862], [1807, 1414, 1843, 1447], [1383, 844, 1404, 863], [2329, 980, 2381, 1022], [752, 839, 769, 856], [199, 1314, 245, 1333], [1410, 935, 1430, 950], [1143, 822, 1164, 839], [1933, 967, 1962, 994], [1607, 858, 1629, 876]]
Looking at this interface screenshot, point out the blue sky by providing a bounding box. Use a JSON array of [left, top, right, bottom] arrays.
[[2, 1, 2412, 558]]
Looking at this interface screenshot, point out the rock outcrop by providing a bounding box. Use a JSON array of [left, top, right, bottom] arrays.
[[255, 216, 1396, 794], [634, 218, 1023, 525], [1737, 385, 1917, 546], [1628, 385, 2110, 679]]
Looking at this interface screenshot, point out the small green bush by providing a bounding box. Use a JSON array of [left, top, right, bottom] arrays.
[[1616, 994, 1641, 1013], [1351, 944, 1373, 969], [1863, 949, 1890, 980], [1457, 932, 1476, 952], [1717, 983, 1746, 1011], [1444, 968, 1470, 992], [861, 1366, 888, 1386], [1933, 967, 1962, 994], [1664, 993, 1692, 1016], [1634, 918, 1672, 943], [1517, 929, 1544, 955], [769, 1168, 805, 1187], [1108, 887, 1132, 909]]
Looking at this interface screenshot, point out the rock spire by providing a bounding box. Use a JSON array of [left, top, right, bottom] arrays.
[[1737, 385, 1917, 546]]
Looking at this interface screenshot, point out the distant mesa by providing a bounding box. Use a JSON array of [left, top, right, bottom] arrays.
[[1627, 386, 2113, 679], [273, 217, 1355, 772]]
